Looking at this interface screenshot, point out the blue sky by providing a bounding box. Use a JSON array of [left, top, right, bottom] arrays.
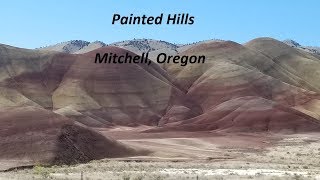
[[0, 0, 319, 48]]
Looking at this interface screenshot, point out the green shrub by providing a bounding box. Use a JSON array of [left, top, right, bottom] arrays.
[[33, 165, 51, 179]]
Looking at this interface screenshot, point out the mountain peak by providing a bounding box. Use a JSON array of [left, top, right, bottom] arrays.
[[283, 39, 320, 55], [283, 39, 301, 47], [38, 40, 106, 54], [68, 40, 90, 46]]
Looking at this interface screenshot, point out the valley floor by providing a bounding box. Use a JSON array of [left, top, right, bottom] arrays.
[[1, 130, 320, 180]]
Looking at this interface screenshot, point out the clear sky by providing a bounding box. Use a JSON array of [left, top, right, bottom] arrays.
[[0, 0, 319, 48]]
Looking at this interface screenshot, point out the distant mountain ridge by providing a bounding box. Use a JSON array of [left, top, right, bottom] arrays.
[[283, 39, 320, 55], [39, 40, 90, 53], [38, 38, 320, 56]]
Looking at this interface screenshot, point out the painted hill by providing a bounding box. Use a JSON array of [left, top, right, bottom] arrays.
[[1, 37, 320, 168], [0, 44, 151, 170], [0, 43, 200, 127], [52, 46, 200, 127], [159, 38, 320, 132], [2, 38, 320, 131], [0, 106, 140, 170]]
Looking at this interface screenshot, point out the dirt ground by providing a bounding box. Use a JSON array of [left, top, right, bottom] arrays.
[[1, 129, 320, 179]]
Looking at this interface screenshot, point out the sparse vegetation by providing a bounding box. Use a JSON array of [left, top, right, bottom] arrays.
[[33, 165, 52, 179], [0, 135, 320, 179]]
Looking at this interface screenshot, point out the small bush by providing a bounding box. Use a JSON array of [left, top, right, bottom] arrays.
[[33, 165, 51, 179]]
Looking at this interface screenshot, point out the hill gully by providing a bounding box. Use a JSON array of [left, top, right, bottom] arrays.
[[95, 53, 206, 66]]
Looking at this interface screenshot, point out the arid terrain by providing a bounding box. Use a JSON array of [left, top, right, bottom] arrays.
[[1, 131, 320, 179], [1, 37, 320, 179]]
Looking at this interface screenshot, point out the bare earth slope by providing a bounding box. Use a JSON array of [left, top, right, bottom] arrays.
[[52, 46, 201, 127], [2, 39, 320, 131], [0, 106, 140, 170], [1, 38, 320, 171], [160, 38, 320, 132]]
